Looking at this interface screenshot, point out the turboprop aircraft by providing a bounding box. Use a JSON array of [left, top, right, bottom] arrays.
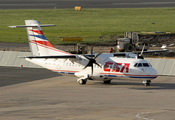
[[9, 20, 168, 86]]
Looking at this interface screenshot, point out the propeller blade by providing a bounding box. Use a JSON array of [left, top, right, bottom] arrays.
[[91, 64, 93, 76], [83, 64, 88, 70], [91, 46, 94, 59], [139, 44, 145, 56], [83, 55, 90, 60], [83, 61, 91, 69], [94, 53, 101, 60], [94, 62, 102, 68]]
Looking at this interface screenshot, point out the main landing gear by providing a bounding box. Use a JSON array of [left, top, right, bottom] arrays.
[[78, 79, 112, 85], [143, 80, 151, 86], [78, 79, 87, 85], [103, 80, 111, 84]]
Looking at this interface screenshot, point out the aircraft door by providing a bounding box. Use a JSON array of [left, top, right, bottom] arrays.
[[103, 61, 113, 78], [56, 62, 61, 72]]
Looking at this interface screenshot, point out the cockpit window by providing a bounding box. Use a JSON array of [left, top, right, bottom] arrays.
[[149, 63, 152, 67], [134, 63, 138, 67], [134, 63, 151, 67], [143, 63, 149, 67], [138, 63, 142, 67]]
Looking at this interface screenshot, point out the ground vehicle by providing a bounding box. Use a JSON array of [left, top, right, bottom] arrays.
[[69, 43, 88, 54], [116, 32, 149, 52], [62, 37, 88, 54]]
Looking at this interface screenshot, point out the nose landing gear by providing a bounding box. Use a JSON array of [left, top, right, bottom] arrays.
[[143, 80, 151, 86]]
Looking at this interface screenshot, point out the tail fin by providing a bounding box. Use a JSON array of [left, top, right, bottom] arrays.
[[9, 20, 72, 56]]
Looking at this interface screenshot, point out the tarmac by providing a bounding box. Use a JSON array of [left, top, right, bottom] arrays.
[[0, 0, 175, 9], [0, 66, 175, 120]]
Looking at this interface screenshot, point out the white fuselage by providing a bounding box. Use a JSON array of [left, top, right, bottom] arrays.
[[26, 56, 158, 82]]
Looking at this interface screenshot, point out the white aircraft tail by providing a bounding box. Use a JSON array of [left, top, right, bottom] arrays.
[[9, 20, 72, 56]]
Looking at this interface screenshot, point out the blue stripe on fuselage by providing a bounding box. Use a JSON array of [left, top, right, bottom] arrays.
[[59, 72, 75, 75], [104, 74, 156, 79], [129, 76, 157, 79]]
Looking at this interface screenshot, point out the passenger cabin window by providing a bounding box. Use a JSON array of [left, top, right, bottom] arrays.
[[104, 65, 111, 69]]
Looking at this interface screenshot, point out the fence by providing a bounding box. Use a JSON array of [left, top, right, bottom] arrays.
[[0, 51, 174, 76], [0, 51, 41, 68]]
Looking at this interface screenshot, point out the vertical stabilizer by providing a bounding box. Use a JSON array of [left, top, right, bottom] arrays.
[[25, 20, 40, 56], [9, 20, 72, 56]]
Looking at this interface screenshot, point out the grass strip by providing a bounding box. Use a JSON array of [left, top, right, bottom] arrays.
[[0, 8, 175, 45]]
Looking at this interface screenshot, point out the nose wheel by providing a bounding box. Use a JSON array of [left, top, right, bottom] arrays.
[[143, 80, 151, 86], [145, 82, 150, 86]]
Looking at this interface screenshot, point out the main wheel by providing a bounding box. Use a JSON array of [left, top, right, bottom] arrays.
[[78, 79, 87, 85], [103, 80, 111, 84], [145, 83, 150, 86]]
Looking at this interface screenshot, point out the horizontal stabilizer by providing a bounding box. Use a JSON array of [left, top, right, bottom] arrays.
[[8, 24, 56, 28]]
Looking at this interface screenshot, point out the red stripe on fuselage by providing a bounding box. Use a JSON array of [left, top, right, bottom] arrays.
[[100, 72, 157, 77], [49, 69, 79, 73]]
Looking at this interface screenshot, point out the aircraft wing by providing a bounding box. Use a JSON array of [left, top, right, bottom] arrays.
[[113, 53, 126, 57], [132, 49, 169, 54], [20, 55, 93, 66], [23, 55, 77, 59], [20, 49, 169, 60], [21, 55, 80, 64], [22, 54, 96, 59]]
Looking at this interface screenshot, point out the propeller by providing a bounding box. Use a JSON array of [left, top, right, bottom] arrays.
[[138, 43, 145, 59], [83, 47, 102, 76]]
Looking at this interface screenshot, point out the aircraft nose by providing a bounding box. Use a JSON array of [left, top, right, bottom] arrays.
[[151, 68, 158, 77]]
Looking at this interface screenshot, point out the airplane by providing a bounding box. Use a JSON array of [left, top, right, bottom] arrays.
[[9, 20, 168, 86]]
